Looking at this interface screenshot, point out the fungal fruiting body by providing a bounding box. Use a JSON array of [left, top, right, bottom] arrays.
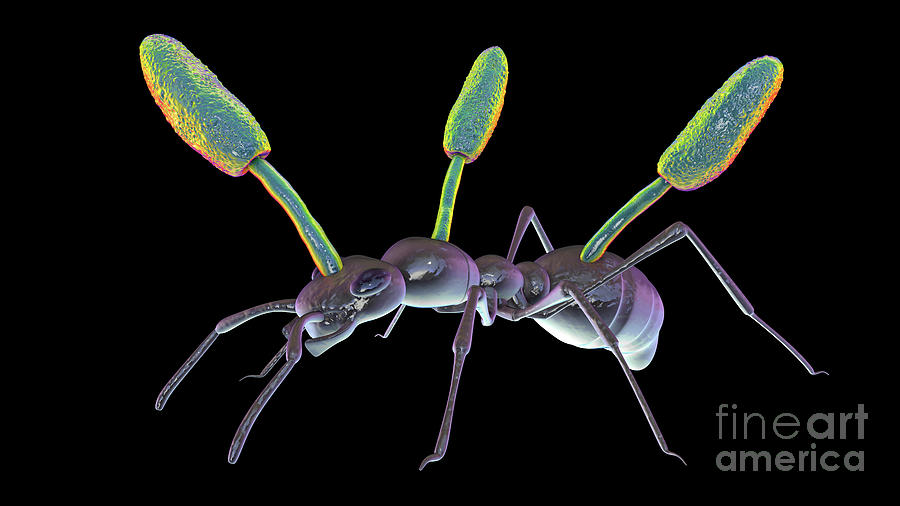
[[139, 34, 270, 176], [433, 47, 509, 242], [581, 56, 784, 263], [140, 34, 342, 275], [657, 56, 784, 191]]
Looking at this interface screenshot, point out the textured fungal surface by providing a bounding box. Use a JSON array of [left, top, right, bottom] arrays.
[[442, 47, 509, 163], [140, 34, 271, 176], [657, 56, 783, 191]]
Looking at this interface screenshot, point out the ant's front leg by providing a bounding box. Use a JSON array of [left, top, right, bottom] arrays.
[[156, 299, 298, 410], [419, 285, 488, 470], [228, 311, 324, 463]]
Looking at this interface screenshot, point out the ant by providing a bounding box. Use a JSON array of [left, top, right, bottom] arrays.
[[141, 34, 825, 469]]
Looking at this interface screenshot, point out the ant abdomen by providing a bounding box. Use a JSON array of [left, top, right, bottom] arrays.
[[533, 246, 664, 370]]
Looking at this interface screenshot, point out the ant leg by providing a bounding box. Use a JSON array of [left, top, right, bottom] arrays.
[[155, 299, 297, 411], [495, 281, 684, 462], [560, 281, 686, 465], [496, 282, 572, 321], [477, 287, 498, 326], [214, 299, 298, 333], [228, 311, 324, 463], [435, 287, 497, 324], [239, 344, 285, 381], [560, 222, 826, 375], [433, 302, 466, 313], [375, 304, 406, 339], [507, 206, 554, 263], [240, 317, 301, 381], [419, 286, 484, 470]]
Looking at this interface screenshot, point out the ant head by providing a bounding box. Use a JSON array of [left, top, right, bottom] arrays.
[[297, 256, 405, 357]]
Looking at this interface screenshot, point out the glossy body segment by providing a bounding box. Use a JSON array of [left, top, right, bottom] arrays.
[[516, 261, 551, 306], [249, 157, 343, 276], [442, 47, 508, 163], [581, 177, 671, 263], [657, 56, 784, 190], [534, 246, 664, 370], [139, 34, 270, 176], [382, 237, 479, 308], [474, 254, 524, 301]]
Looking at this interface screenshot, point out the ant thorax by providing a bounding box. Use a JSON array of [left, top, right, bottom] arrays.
[[381, 237, 479, 308]]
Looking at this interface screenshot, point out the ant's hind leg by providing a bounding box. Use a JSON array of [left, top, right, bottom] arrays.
[[561, 281, 685, 465], [576, 222, 826, 375], [419, 286, 484, 470], [155, 299, 298, 411], [506, 206, 554, 263]]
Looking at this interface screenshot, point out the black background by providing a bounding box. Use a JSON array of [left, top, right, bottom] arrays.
[[76, 15, 884, 495]]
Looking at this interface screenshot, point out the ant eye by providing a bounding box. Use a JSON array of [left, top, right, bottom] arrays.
[[350, 268, 391, 297]]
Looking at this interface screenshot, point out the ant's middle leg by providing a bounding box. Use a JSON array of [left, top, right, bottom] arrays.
[[419, 285, 485, 470]]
